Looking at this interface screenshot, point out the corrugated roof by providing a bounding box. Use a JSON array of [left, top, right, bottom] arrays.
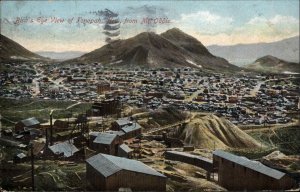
[[20, 117, 40, 127], [116, 118, 131, 126], [213, 150, 285, 180], [49, 141, 79, 157], [166, 151, 212, 163], [93, 133, 117, 145], [86, 154, 166, 178], [119, 144, 133, 153], [121, 123, 141, 133]]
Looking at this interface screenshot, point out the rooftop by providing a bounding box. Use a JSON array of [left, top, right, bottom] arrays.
[[213, 150, 285, 180], [93, 132, 118, 145], [86, 153, 166, 178]]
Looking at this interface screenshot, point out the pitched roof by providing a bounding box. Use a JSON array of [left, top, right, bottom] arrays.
[[86, 153, 166, 178], [119, 144, 133, 153], [93, 133, 118, 145], [121, 123, 142, 133], [20, 117, 40, 127], [213, 150, 285, 180], [166, 151, 212, 163], [49, 141, 79, 157]]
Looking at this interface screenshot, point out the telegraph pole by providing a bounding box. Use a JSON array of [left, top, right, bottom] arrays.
[[30, 143, 35, 191]]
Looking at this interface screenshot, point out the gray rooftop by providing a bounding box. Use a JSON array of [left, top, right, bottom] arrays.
[[121, 123, 142, 133], [166, 151, 212, 163], [86, 153, 166, 178], [119, 144, 133, 153], [20, 117, 40, 127], [49, 141, 79, 158], [93, 133, 118, 145], [116, 118, 131, 127], [213, 150, 285, 180]]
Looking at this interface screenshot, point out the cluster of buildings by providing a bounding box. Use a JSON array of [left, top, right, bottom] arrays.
[[1, 61, 299, 126]]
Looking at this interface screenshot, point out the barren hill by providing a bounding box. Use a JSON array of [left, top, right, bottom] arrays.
[[0, 34, 46, 61], [245, 55, 300, 74], [181, 114, 261, 149], [66, 28, 240, 72]]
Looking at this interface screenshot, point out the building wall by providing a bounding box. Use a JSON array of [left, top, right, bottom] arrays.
[[213, 156, 296, 190], [106, 170, 166, 191], [86, 163, 106, 190]]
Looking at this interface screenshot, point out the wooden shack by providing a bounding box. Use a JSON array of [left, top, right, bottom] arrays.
[[15, 117, 40, 133], [213, 150, 296, 190], [91, 132, 121, 155], [118, 144, 133, 158], [86, 154, 166, 191]]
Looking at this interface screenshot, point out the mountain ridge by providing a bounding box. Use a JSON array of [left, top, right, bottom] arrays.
[[207, 36, 299, 66]]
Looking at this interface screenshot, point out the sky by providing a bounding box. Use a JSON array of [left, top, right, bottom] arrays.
[[0, 0, 299, 52]]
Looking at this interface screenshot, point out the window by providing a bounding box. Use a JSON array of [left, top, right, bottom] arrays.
[[232, 163, 235, 168]]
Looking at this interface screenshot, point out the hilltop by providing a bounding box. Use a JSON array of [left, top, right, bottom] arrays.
[[245, 55, 300, 74]]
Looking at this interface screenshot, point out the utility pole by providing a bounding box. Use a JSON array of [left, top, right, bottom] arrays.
[[50, 110, 53, 146], [30, 143, 35, 191]]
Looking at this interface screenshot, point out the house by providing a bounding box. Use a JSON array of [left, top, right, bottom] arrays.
[[91, 132, 121, 155], [118, 144, 133, 158], [213, 150, 296, 190], [111, 117, 142, 139], [48, 141, 79, 159], [86, 154, 166, 191], [15, 117, 40, 133]]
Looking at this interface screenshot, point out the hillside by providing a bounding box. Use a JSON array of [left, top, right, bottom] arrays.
[[181, 114, 261, 149], [208, 36, 299, 66], [0, 34, 46, 61], [245, 55, 300, 74], [66, 28, 240, 72]]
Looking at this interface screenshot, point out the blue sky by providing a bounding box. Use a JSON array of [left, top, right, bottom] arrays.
[[0, 0, 299, 52]]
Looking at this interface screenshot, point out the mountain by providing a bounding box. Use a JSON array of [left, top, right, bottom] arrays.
[[36, 51, 86, 61], [245, 55, 300, 74], [181, 114, 261, 149], [207, 36, 299, 66], [0, 34, 45, 61], [66, 28, 239, 71]]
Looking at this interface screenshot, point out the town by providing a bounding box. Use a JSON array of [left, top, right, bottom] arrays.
[[0, 60, 299, 191]]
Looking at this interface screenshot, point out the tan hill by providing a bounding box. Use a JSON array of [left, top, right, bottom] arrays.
[[245, 55, 300, 74], [0, 34, 46, 61], [66, 28, 240, 72], [181, 114, 261, 149]]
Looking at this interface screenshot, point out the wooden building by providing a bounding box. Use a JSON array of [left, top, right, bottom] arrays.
[[118, 144, 133, 158], [165, 151, 213, 172], [47, 141, 79, 159], [15, 117, 40, 133], [91, 132, 121, 155], [86, 154, 166, 191], [111, 117, 142, 139], [213, 150, 296, 190], [97, 81, 110, 94]]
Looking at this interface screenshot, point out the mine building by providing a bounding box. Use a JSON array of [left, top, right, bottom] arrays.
[[118, 143, 133, 158], [47, 141, 80, 159], [86, 153, 166, 191], [90, 132, 121, 155], [15, 117, 40, 133], [213, 150, 296, 190], [111, 117, 142, 139]]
